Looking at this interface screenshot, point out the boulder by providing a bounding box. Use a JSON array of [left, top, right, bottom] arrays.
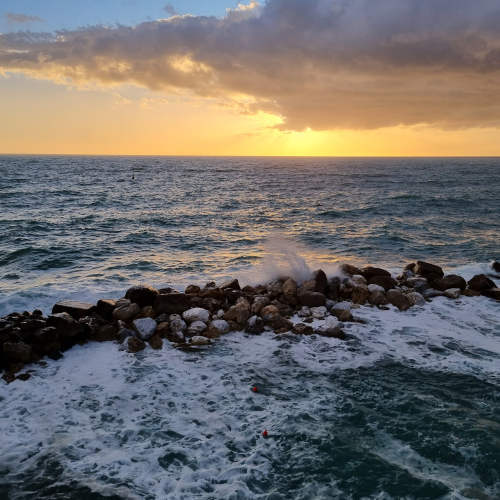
[[187, 321, 207, 336], [169, 314, 187, 334], [206, 319, 230, 338], [251, 296, 270, 314], [414, 261, 444, 280], [316, 316, 345, 339], [91, 324, 118, 342], [340, 263, 363, 276], [298, 291, 326, 307], [224, 298, 251, 325], [3, 342, 32, 363], [352, 285, 370, 304], [361, 267, 391, 279], [133, 318, 157, 340], [468, 274, 496, 292], [386, 289, 411, 311], [311, 306, 327, 319], [260, 304, 280, 321], [327, 277, 341, 300], [433, 275, 467, 291], [369, 290, 388, 306], [292, 323, 314, 335], [221, 279, 240, 290], [182, 307, 210, 324], [185, 285, 201, 294], [406, 291, 426, 306], [52, 301, 95, 319], [444, 288, 461, 299], [245, 315, 265, 335], [267, 280, 283, 298], [492, 261, 500, 272], [125, 285, 159, 307], [190, 336, 211, 346], [96, 299, 116, 320], [368, 284, 385, 294], [483, 288, 500, 300], [127, 336, 146, 353], [351, 274, 368, 286], [46, 312, 83, 337], [336, 310, 353, 322], [405, 277, 429, 291], [153, 293, 191, 315], [148, 335, 163, 350], [282, 278, 298, 303], [368, 275, 397, 291], [269, 315, 293, 332], [312, 270, 328, 294], [113, 301, 141, 321]]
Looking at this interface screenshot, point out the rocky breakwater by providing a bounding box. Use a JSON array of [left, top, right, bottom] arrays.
[[1, 261, 499, 383]]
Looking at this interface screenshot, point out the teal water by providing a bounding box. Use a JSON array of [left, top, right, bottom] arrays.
[[0, 156, 499, 499]]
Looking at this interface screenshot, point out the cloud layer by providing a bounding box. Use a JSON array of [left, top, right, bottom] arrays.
[[2, 0, 500, 130], [5, 12, 44, 23]]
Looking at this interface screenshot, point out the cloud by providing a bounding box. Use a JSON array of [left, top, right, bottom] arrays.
[[163, 4, 177, 16], [2, 0, 500, 130], [5, 12, 44, 23]]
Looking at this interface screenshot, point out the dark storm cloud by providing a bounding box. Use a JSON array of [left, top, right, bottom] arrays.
[[2, 0, 500, 130]]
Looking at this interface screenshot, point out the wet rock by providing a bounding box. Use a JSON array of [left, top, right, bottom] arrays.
[[340, 263, 363, 276], [133, 318, 157, 340], [113, 299, 141, 321], [125, 285, 159, 307], [169, 314, 187, 334], [260, 304, 280, 320], [206, 319, 230, 338], [312, 269, 328, 294], [444, 288, 461, 299], [433, 275, 467, 291], [414, 261, 444, 281], [368, 275, 397, 291], [368, 284, 385, 294], [492, 261, 500, 272], [361, 267, 391, 280], [117, 327, 135, 343], [316, 316, 345, 339], [17, 373, 31, 381], [47, 312, 83, 337], [3, 342, 32, 363], [185, 285, 201, 294], [190, 336, 211, 346], [32, 326, 59, 345], [298, 306, 311, 318], [352, 285, 370, 305], [282, 278, 298, 303], [406, 291, 426, 306], [292, 323, 314, 335], [386, 289, 411, 311], [311, 306, 327, 319], [183, 307, 210, 324], [251, 296, 270, 315], [96, 299, 116, 320], [52, 300, 95, 319], [127, 336, 146, 353], [187, 321, 207, 336], [245, 315, 265, 335], [148, 335, 163, 350], [422, 289, 444, 299], [224, 298, 251, 325], [483, 288, 500, 300], [272, 301, 293, 317], [336, 309, 353, 322], [369, 290, 388, 306], [221, 279, 240, 290], [153, 293, 191, 315], [155, 322, 170, 338], [351, 275, 368, 286], [405, 277, 429, 291], [267, 280, 284, 298], [468, 274, 496, 292], [298, 291, 326, 307], [327, 277, 341, 300], [91, 324, 118, 342], [463, 288, 481, 297], [269, 315, 293, 332]]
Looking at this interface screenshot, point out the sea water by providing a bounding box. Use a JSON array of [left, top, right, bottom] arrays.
[[0, 156, 499, 499]]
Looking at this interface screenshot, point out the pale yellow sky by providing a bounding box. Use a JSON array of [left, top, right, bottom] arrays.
[[1, 76, 500, 156]]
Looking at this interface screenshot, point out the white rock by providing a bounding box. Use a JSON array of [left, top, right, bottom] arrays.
[[317, 315, 341, 334], [133, 317, 157, 340], [298, 306, 311, 317], [444, 288, 461, 299], [187, 320, 207, 336], [209, 319, 230, 335], [311, 306, 327, 319], [183, 307, 210, 324], [215, 309, 225, 319], [407, 291, 426, 306], [368, 284, 385, 293], [332, 301, 351, 311], [190, 336, 211, 346]]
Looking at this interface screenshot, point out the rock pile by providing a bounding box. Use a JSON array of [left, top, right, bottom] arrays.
[[1, 260, 499, 383]]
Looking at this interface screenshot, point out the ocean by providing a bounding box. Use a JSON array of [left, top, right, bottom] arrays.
[[0, 156, 499, 499]]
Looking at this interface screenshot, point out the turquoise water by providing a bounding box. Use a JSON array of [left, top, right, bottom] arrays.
[[0, 156, 499, 499]]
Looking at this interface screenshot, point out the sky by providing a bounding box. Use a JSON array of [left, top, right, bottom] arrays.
[[1, 0, 500, 156]]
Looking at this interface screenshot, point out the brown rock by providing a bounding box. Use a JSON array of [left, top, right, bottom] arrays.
[[468, 274, 496, 292], [113, 302, 141, 321], [368, 275, 397, 291], [361, 267, 391, 279], [282, 278, 298, 302], [433, 275, 467, 291], [386, 289, 411, 311], [463, 288, 481, 297], [251, 296, 270, 314], [352, 285, 370, 304], [153, 293, 191, 315], [127, 336, 146, 353], [148, 335, 163, 350], [369, 290, 389, 306], [96, 299, 116, 320], [336, 310, 353, 322], [260, 305, 280, 320], [90, 324, 117, 342], [341, 263, 363, 276], [312, 269, 328, 294], [483, 288, 500, 300], [298, 291, 326, 307], [46, 312, 83, 338], [224, 298, 251, 325], [292, 323, 314, 335], [415, 261, 444, 281], [125, 285, 159, 307], [185, 285, 201, 294], [221, 279, 240, 290], [52, 300, 95, 319], [156, 322, 170, 338]]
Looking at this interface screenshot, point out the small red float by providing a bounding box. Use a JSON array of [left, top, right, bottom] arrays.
[[252, 386, 258, 393], [262, 429, 268, 438]]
